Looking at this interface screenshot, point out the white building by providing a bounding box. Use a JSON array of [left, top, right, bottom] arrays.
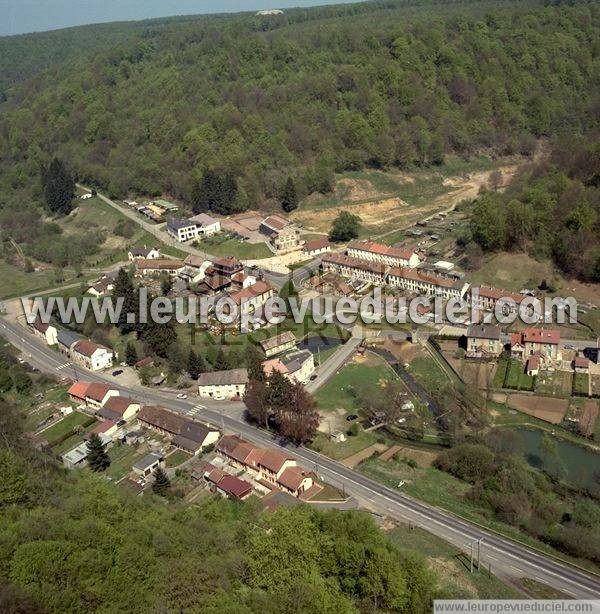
[[30, 318, 58, 345], [71, 340, 114, 371], [198, 369, 249, 400], [347, 240, 419, 268], [387, 267, 469, 300], [189, 213, 221, 237], [166, 218, 200, 242], [128, 246, 161, 261]]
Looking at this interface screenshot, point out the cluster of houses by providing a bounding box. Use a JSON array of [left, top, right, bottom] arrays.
[[212, 434, 316, 498], [90, 248, 278, 328], [63, 380, 321, 503], [64, 381, 220, 467], [320, 239, 535, 309], [466, 324, 593, 376], [30, 318, 114, 371], [195, 335, 316, 400]]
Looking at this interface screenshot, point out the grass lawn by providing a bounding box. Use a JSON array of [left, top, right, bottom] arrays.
[[499, 359, 535, 391], [310, 430, 381, 461], [579, 308, 600, 337], [535, 370, 573, 398], [379, 229, 406, 245], [314, 356, 396, 412], [0, 259, 72, 299], [106, 443, 146, 480], [408, 356, 450, 395], [41, 411, 96, 447], [493, 357, 509, 388], [195, 236, 271, 260], [311, 483, 347, 501], [387, 526, 523, 599], [573, 372, 589, 396], [165, 449, 192, 468]]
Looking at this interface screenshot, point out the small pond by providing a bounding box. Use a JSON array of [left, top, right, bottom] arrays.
[[513, 427, 600, 490]]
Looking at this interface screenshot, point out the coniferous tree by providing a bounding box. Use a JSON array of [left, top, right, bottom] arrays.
[[42, 157, 75, 216], [280, 177, 298, 212], [86, 433, 110, 472], [125, 341, 138, 366], [112, 267, 138, 334], [276, 382, 320, 445], [214, 346, 228, 370], [152, 467, 170, 496], [187, 349, 206, 379], [245, 344, 266, 382]]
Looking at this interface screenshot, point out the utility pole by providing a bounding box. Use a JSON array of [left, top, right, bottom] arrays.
[[469, 538, 484, 573]]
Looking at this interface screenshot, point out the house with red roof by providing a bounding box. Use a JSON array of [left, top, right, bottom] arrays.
[[215, 474, 253, 500], [347, 240, 419, 268], [303, 237, 331, 257], [510, 328, 561, 362], [84, 419, 118, 440], [67, 381, 120, 409], [259, 215, 302, 253]]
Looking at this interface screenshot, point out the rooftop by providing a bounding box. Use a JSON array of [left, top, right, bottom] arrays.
[[260, 331, 297, 352], [467, 324, 501, 341], [198, 368, 249, 387]]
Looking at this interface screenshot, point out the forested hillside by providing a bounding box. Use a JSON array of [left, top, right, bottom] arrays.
[[0, 399, 436, 612], [468, 134, 600, 282], [0, 0, 598, 211]]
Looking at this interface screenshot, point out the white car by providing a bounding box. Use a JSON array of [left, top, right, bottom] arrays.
[[176, 393, 188, 400]]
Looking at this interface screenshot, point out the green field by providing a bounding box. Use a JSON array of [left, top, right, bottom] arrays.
[[165, 449, 192, 468], [314, 356, 396, 413], [573, 372, 590, 396], [105, 443, 148, 480], [41, 411, 96, 447], [311, 430, 381, 461], [408, 356, 451, 395], [195, 235, 271, 260], [494, 357, 535, 391]]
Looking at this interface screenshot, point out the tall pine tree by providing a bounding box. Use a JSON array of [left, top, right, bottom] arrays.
[[112, 268, 138, 335], [280, 177, 298, 212], [152, 467, 170, 496], [86, 434, 110, 472], [187, 349, 206, 379], [42, 158, 75, 216]]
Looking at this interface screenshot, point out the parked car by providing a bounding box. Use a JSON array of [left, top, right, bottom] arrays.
[[176, 393, 188, 400], [112, 370, 123, 377], [346, 414, 358, 422]]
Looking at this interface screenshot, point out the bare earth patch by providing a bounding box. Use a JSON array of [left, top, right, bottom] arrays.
[[341, 443, 388, 468], [506, 394, 569, 424]]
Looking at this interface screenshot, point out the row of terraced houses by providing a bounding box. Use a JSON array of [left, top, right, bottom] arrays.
[[321, 239, 532, 309]]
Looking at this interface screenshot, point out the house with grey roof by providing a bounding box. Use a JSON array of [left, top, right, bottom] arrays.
[[198, 368, 249, 400]]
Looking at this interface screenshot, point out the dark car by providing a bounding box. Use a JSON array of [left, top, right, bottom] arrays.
[[112, 370, 123, 377], [309, 373, 318, 381], [346, 414, 358, 422]]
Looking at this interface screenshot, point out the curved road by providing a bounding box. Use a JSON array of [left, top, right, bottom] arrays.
[[2, 316, 600, 599]]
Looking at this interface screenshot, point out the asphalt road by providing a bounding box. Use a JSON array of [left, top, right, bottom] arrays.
[[2, 317, 600, 598]]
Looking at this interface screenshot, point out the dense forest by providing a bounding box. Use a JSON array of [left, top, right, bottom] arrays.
[[467, 134, 600, 281], [0, 0, 598, 214], [0, 398, 438, 613]]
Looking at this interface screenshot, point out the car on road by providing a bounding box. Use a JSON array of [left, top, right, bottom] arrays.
[[112, 370, 123, 377], [176, 393, 188, 400], [309, 373, 318, 381], [346, 414, 358, 422]]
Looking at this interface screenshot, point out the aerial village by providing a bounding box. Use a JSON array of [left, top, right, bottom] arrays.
[[18, 190, 600, 503]]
